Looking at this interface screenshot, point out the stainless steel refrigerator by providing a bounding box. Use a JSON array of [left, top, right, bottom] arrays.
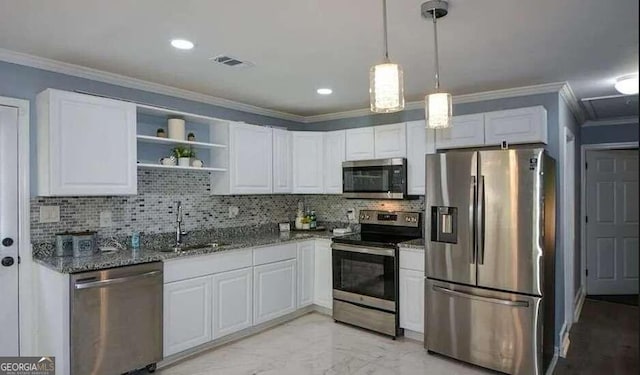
[[424, 148, 555, 375]]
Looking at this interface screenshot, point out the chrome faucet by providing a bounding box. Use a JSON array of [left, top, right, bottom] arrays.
[[175, 201, 187, 249]]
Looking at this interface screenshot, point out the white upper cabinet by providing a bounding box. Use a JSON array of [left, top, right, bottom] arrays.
[[292, 132, 324, 194], [406, 120, 435, 195], [217, 123, 273, 195], [37, 89, 137, 196], [345, 127, 375, 160], [272, 128, 293, 193], [484, 106, 547, 146], [435, 114, 485, 150], [374, 123, 406, 158], [323, 130, 346, 194]]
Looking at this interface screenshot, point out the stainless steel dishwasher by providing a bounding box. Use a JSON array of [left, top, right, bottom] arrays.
[[70, 262, 163, 375]]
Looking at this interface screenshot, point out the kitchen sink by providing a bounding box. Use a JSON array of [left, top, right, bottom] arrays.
[[162, 242, 232, 253]]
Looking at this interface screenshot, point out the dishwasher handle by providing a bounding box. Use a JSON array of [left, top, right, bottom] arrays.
[[74, 270, 162, 290]]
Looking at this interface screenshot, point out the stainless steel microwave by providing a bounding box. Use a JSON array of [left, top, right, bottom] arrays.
[[342, 158, 409, 199]]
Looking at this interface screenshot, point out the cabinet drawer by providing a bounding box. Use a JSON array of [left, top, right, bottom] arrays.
[[400, 248, 425, 272], [164, 249, 252, 283], [253, 243, 297, 266]]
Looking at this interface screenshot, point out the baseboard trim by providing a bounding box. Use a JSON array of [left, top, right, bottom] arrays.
[[403, 329, 424, 342], [573, 286, 586, 323], [312, 304, 332, 316], [158, 305, 316, 370]]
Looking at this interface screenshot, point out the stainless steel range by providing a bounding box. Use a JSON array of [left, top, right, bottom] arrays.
[[331, 210, 422, 337]]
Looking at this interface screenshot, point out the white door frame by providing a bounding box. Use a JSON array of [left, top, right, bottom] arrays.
[[562, 127, 576, 329], [0, 96, 31, 355], [579, 141, 639, 317]]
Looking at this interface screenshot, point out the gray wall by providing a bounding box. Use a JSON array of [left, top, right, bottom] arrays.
[[0, 61, 304, 196], [581, 122, 639, 144]]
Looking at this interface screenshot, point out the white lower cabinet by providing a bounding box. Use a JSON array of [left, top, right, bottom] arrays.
[[253, 259, 297, 324], [297, 241, 315, 307], [212, 267, 253, 339], [313, 239, 333, 310], [164, 276, 212, 356], [399, 268, 425, 334]]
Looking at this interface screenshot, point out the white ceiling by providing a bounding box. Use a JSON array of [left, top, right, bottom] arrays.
[[0, 0, 638, 117]]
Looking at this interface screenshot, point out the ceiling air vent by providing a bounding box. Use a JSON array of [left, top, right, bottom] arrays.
[[209, 55, 254, 68]]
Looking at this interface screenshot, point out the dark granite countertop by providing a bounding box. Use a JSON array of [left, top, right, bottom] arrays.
[[398, 238, 425, 249], [34, 230, 337, 274]]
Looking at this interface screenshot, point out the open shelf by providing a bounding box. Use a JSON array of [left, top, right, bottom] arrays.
[[137, 163, 227, 172], [136, 135, 227, 149]]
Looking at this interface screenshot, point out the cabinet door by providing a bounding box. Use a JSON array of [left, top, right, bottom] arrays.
[[212, 267, 252, 339], [292, 132, 324, 193], [345, 127, 375, 160], [313, 239, 333, 310], [38, 89, 137, 196], [253, 259, 297, 324], [323, 130, 346, 194], [230, 123, 273, 194], [164, 276, 212, 356], [435, 114, 485, 150], [406, 120, 436, 195], [399, 268, 424, 333], [272, 128, 293, 193], [297, 241, 315, 307], [374, 123, 406, 158], [484, 106, 547, 146]]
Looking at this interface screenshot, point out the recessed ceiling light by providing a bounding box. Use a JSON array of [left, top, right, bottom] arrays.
[[614, 74, 639, 95], [317, 88, 333, 95], [171, 39, 194, 50]]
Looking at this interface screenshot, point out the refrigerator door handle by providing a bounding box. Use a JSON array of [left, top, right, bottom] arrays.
[[477, 176, 486, 265], [469, 176, 477, 264], [432, 285, 529, 308]]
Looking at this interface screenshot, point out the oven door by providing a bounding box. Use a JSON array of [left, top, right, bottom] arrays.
[[332, 243, 397, 312], [342, 159, 407, 199]]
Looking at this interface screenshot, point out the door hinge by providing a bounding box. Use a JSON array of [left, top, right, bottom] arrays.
[[585, 162, 588, 170], [18, 256, 21, 264], [586, 269, 589, 277], [585, 216, 588, 223]]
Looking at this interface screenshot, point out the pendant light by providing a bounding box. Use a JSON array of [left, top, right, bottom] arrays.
[[370, 0, 405, 113], [422, 0, 452, 129]]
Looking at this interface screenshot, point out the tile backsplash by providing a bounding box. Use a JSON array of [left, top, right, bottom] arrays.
[[31, 169, 425, 245]]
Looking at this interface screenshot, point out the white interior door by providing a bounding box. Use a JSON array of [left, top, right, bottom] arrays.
[[0, 105, 19, 356], [586, 149, 639, 295]]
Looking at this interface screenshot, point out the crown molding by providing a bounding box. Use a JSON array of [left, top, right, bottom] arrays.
[[0, 48, 585, 125], [302, 82, 581, 123], [581, 117, 639, 127], [558, 83, 586, 125], [0, 48, 306, 123]]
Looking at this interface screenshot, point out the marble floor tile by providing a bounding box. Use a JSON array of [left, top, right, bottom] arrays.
[[158, 312, 493, 375]]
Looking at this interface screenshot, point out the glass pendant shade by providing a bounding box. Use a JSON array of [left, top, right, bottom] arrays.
[[425, 92, 452, 129], [370, 63, 405, 113]]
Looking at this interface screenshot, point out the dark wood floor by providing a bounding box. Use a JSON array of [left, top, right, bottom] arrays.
[[555, 299, 639, 374]]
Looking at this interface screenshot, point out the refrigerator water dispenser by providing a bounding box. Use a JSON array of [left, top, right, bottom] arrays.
[[431, 206, 458, 243]]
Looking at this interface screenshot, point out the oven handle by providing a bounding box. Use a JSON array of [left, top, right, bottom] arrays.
[[331, 243, 395, 257]]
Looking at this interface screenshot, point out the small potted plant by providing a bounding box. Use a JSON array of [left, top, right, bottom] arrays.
[[173, 146, 195, 167]]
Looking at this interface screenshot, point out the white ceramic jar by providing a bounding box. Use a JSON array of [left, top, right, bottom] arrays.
[[168, 118, 186, 140]]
